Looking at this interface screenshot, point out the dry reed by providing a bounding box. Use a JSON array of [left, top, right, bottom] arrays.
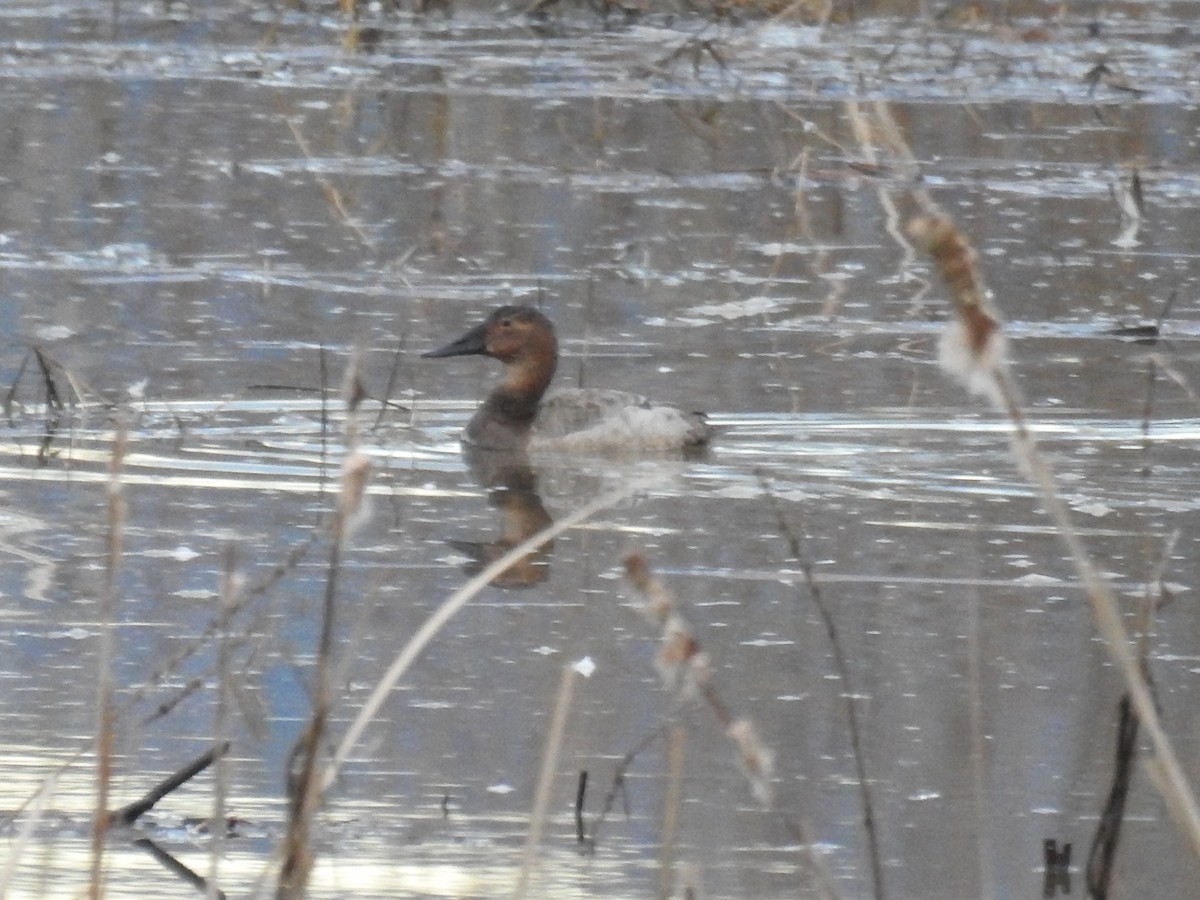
[[89, 419, 128, 899], [908, 210, 1200, 862], [277, 354, 373, 899]]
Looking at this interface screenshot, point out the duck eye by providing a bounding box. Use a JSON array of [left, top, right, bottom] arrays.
[[499, 319, 512, 327]]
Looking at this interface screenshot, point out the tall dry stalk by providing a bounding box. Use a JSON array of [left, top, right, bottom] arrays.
[[656, 724, 687, 900], [514, 664, 580, 899], [277, 357, 373, 899], [908, 211, 1200, 861], [89, 420, 129, 899], [833, 93, 1200, 874], [208, 549, 240, 899]]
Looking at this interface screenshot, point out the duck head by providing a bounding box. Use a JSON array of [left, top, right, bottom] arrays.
[[423, 305, 559, 396], [423, 306, 560, 449]]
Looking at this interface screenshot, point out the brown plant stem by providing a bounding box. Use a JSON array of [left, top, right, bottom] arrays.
[[90, 421, 128, 899]]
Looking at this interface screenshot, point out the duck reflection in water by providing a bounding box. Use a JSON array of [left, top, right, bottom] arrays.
[[445, 444, 554, 588]]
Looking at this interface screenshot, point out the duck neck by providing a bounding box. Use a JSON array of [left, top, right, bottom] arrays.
[[480, 385, 542, 430], [496, 353, 556, 419], [466, 354, 557, 449]]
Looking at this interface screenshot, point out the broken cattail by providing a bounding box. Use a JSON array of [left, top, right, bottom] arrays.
[[657, 613, 704, 693], [727, 718, 775, 807], [622, 552, 774, 809], [907, 213, 1009, 406], [623, 552, 675, 623], [337, 451, 373, 542], [340, 347, 368, 450]]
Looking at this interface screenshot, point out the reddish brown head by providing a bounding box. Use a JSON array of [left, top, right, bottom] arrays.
[[423, 306, 558, 370], [423, 307, 560, 449]]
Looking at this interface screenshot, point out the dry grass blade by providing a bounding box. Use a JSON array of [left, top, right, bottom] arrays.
[[514, 663, 579, 899], [285, 118, 375, 250], [0, 769, 61, 897], [656, 724, 686, 900]]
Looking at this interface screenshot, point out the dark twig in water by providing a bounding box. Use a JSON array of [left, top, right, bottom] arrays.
[[1042, 839, 1071, 897], [107, 742, 232, 828], [574, 770, 588, 844], [1086, 696, 1139, 899], [758, 474, 886, 900], [372, 335, 408, 431], [31, 345, 114, 411], [1088, 530, 1176, 896], [1106, 289, 1175, 343], [32, 347, 65, 412], [244, 384, 327, 393], [133, 838, 227, 900], [586, 723, 670, 853], [4, 349, 31, 423]]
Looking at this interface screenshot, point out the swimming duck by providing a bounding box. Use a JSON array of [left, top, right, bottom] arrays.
[[422, 305, 712, 454]]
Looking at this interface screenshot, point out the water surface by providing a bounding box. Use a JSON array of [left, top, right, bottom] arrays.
[[2, 3, 1200, 898]]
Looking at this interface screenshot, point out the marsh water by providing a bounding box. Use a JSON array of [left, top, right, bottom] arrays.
[[3, 2, 1200, 897]]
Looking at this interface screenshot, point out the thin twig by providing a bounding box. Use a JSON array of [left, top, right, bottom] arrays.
[[134, 839, 227, 900], [587, 723, 670, 852], [758, 475, 886, 900], [106, 743, 232, 828], [285, 118, 375, 250]]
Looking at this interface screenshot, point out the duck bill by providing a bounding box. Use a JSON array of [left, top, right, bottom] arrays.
[[421, 321, 488, 359]]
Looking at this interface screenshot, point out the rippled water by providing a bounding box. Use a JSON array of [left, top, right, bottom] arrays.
[[2, 2, 1200, 898]]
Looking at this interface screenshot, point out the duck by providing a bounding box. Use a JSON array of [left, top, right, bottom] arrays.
[[422, 305, 712, 454]]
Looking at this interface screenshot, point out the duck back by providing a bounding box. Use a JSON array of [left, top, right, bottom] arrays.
[[531, 388, 711, 455]]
